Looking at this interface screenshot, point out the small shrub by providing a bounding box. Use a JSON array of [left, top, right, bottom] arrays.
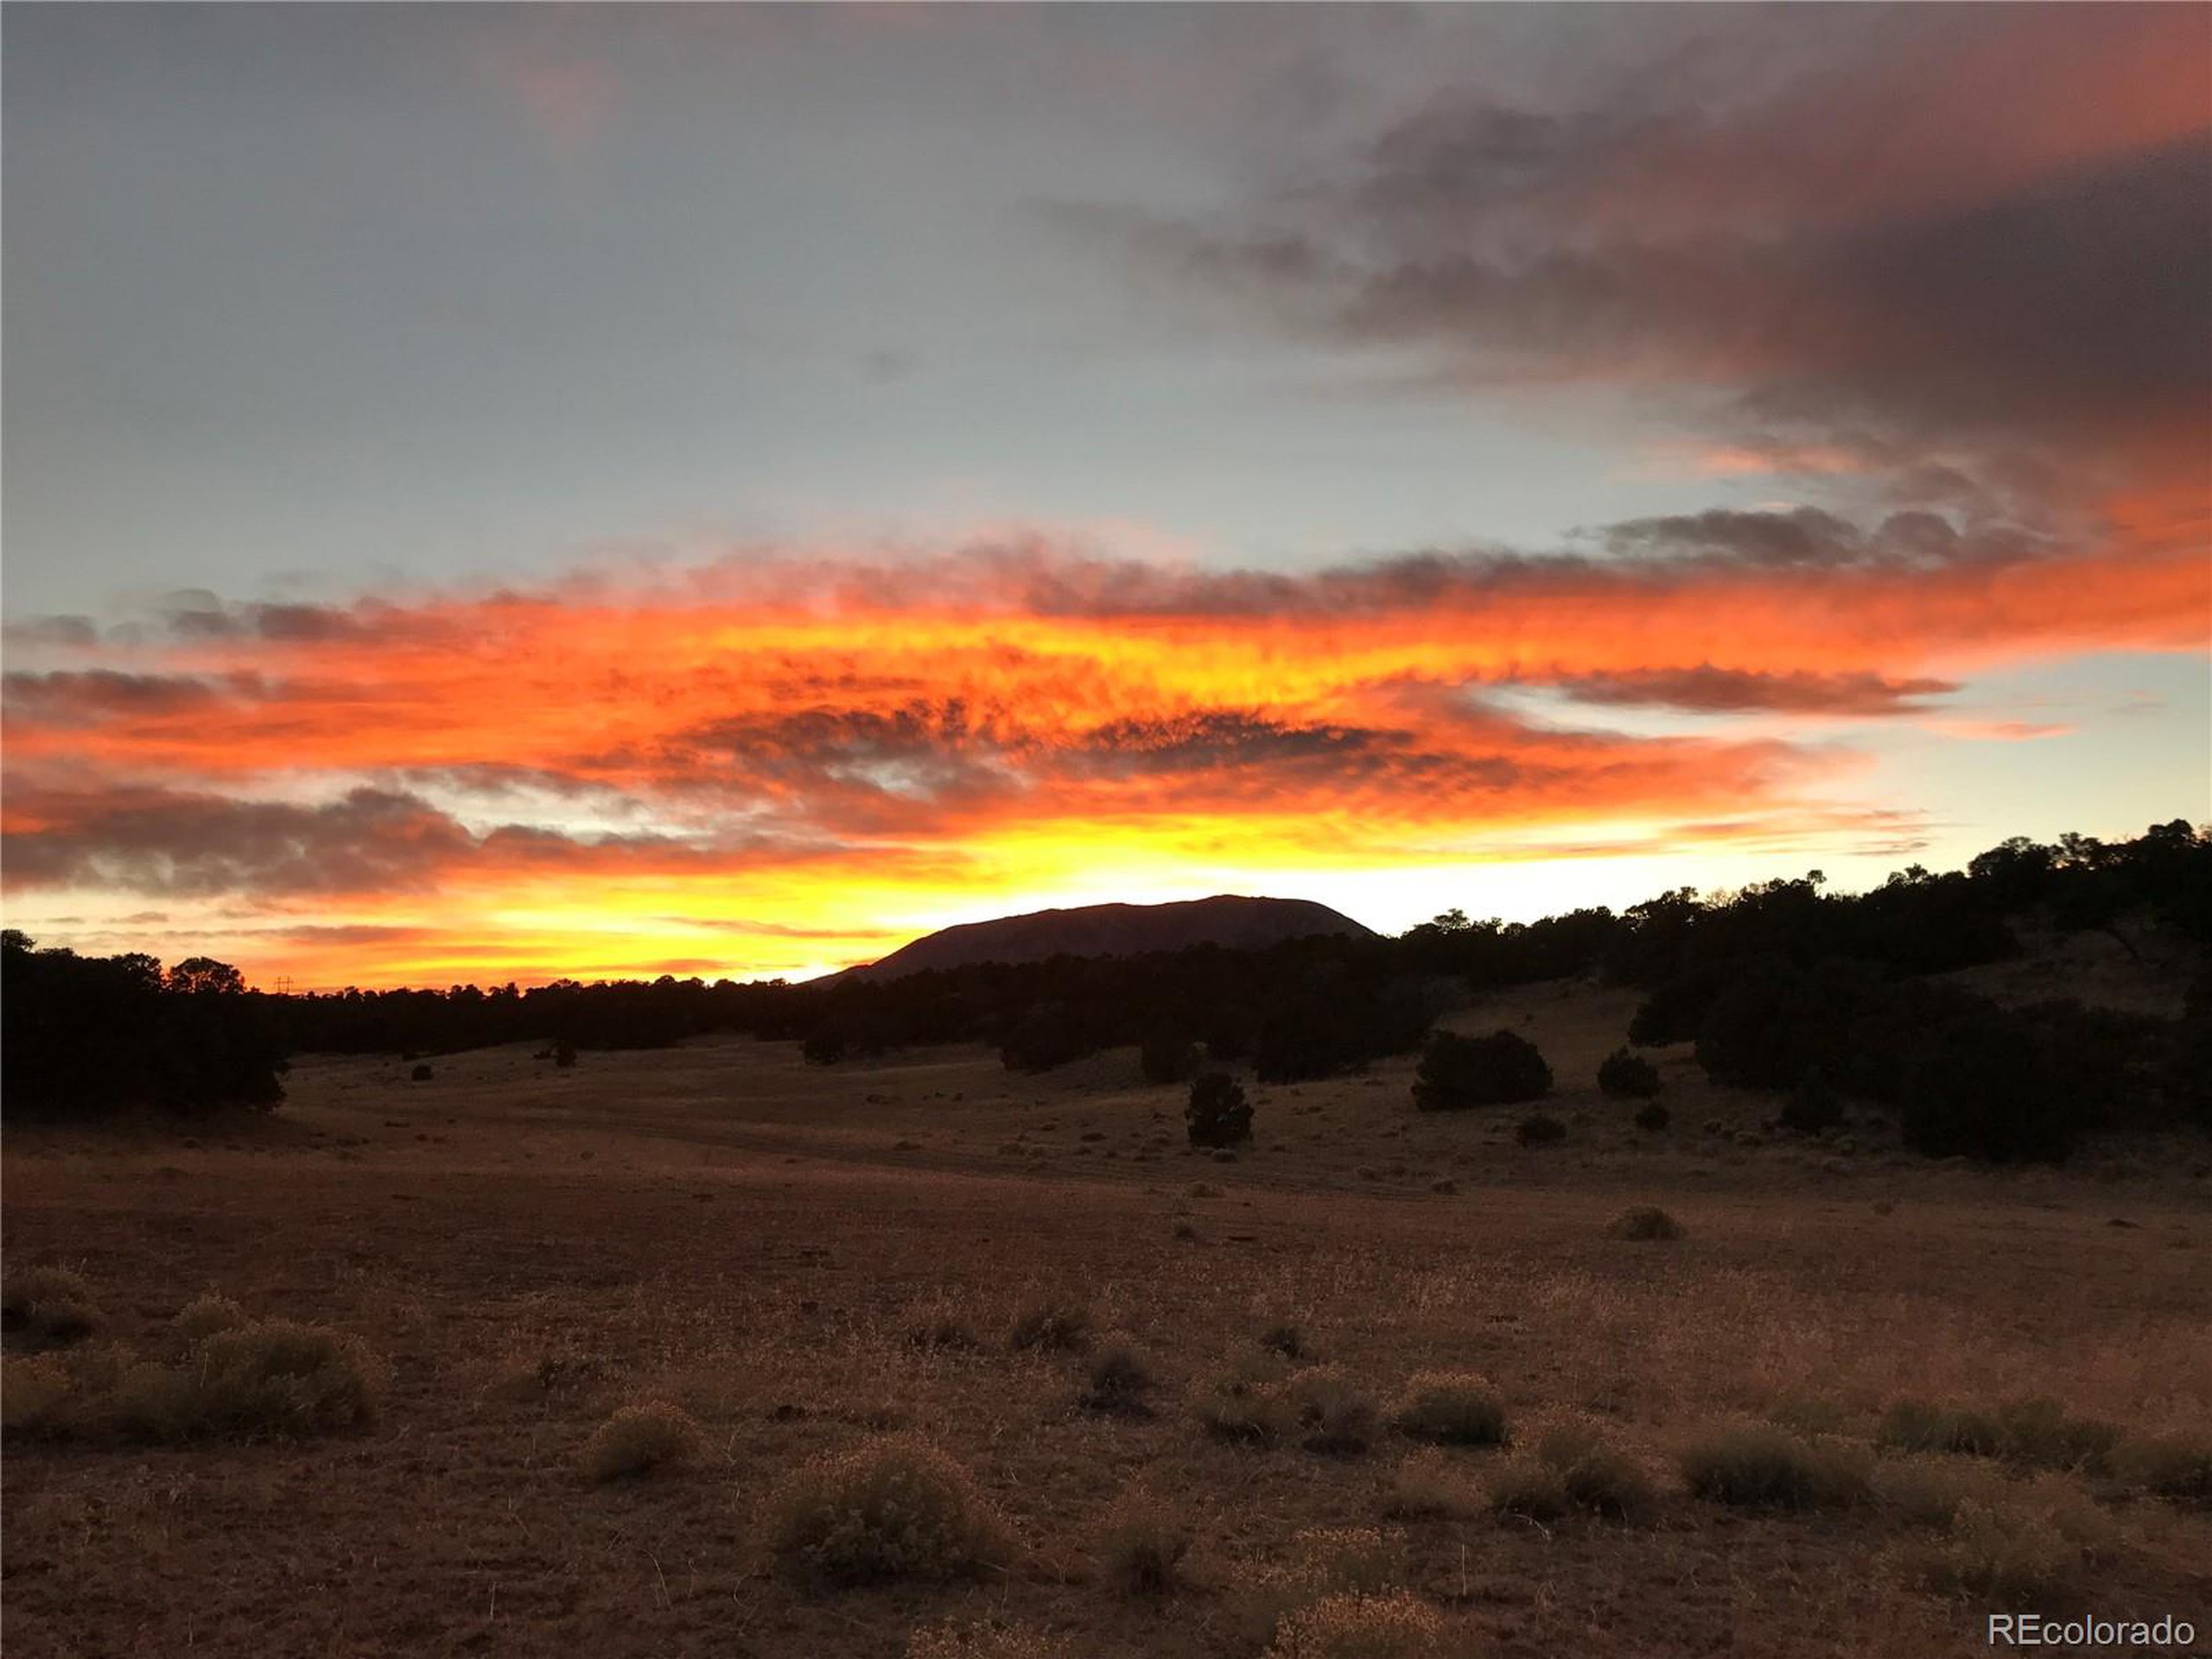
[[762, 1436, 1014, 1586], [1079, 1333, 1158, 1415], [1098, 1486, 1191, 1595], [1, 1265, 103, 1347], [410, 1063, 434, 1082], [1679, 1422, 1869, 1510], [583, 1400, 702, 1482], [1389, 1371, 1508, 1446], [1412, 1030, 1551, 1111], [1285, 1365, 1382, 1455], [1779, 1070, 1843, 1135], [801, 1028, 847, 1065], [1263, 1590, 1443, 1658], [1606, 1205, 1684, 1242], [1632, 1101, 1671, 1133], [553, 1038, 577, 1069], [1515, 1113, 1567, 1147], [1236, 1525, 1404, 1640], [1597, 1048, 1662, 1099], [1383, 1448, 1482, 1519], [2114, 1431, 2212, 1506], [1186, 1071, 1254, 1147], [1260, 1323, 1310, 1360], [1009, 1300, 1092, 1353]]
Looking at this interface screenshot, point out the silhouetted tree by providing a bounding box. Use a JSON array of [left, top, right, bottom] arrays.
[[1597, 1047, 1662, 1098], [1185, 1071, 1251, 1147], [1413, 1030, 1552, 1110]]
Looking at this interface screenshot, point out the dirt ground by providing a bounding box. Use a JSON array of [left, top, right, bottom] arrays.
[[5, 980, 2209, 1656]]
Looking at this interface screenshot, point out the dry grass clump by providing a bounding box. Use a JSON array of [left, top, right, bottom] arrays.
[[1262, 1590, 1443, 1658], [1096, 1485, 1191, 1595], [1284, 1365, 1382, 1455], [2113, 1430, 2212, 1506], [1008, 1299, 1092, 1353], [168, 1294, 250, 1346], [1678, 1421, 1870, 1510], [1236, 1527, 1404, 1645], [1383, 1449, 1482, 1520], [906, 1618, 1072, 1659], [1990, 1397, 2121, 1474], [1, 1265, 104, 1347], [1389, 1370, 1508, 1447], [1904, 1479, 2115, 1606], [1870, 1454, 2007, 1529], [1078, 1332, 1158, 1416], [761, 1435, 1014, 1586], [1259, 1322, 1310, 1360], [1605, 1205, 1684, 1242], [1534, 1416, 1658, 1521], [582, 1400, 703, 1482], [1879, 1395, 2120, 1472], [113, 1319, 382, 1440], [1196, 1357, 1298, 1446], [1485, 1414, 1655, 1523], [1488, 1457, 1571, 1522]]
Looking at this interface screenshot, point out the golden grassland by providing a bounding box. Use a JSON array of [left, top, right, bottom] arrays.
[[4, 979, 2209, 1656]]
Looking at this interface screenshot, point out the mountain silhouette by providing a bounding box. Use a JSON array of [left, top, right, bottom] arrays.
[[834, 895, 1374, 982]]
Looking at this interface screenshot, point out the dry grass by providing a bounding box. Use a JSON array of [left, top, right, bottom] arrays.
[[1096, 1484, 1191, 1595], [1606, 1204, 1685, 1241], [1879, 1395, 2121, 1473], [2114, 1430, 2212, 1506], [1077, 1332, 1159, 1415], [582, 1399, 702, 1481], [1382, 1448, 1484, 1519], [1, 1353, 76, 1435], [1285, 1364, 1382, 1455], [3, 1009, 2209, 1656], [761, 1434, 1014, 1586], [1263, 1589, 1444, 1657], [1678, 1422, 1871, 1510], [1904, 1478, 2116, 1606], [1, 1263, 104, 1346], [1007, 1299, 1092, 1353], [168, 1294, 250, 1346], [906, 1618, 1072, 1659], [1389, 1370, 1508, 1446]]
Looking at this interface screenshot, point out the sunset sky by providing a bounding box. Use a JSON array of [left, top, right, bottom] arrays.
[[4, 4, 2208, 990]]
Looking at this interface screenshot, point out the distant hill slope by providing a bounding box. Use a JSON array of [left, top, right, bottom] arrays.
[[835, 895, 1375, 982]]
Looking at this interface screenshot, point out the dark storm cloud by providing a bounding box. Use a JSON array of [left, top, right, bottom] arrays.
[[0, 779, 796, 899], [1065, 7, 2211, 509]]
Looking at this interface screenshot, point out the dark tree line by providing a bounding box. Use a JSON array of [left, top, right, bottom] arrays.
[[5, 821, 2204, 1159], [2, 932, 286, 1121]]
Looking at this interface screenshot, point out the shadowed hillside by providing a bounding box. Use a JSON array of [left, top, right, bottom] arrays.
[[834, 895, 1374, 983]]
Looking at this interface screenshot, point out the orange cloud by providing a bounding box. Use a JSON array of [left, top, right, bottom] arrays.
[[3, 500, 2203, 988]]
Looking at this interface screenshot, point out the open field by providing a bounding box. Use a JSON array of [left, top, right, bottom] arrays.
[[6, 980, 2210, 1657]]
